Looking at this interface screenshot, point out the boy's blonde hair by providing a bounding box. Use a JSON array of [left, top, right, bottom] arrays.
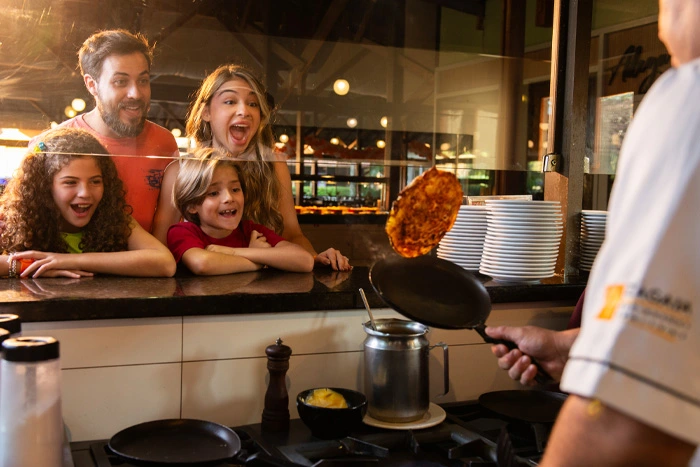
[[173, 149, 243, 226]]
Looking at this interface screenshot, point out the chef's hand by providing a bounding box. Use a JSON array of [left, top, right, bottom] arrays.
[[314, 248, 351, 271], [485, 326, 579, 386]]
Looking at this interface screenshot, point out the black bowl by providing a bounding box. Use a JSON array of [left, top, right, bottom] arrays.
[[296, 388, 368, 439]]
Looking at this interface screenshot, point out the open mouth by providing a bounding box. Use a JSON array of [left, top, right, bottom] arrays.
[[219, 209, 238, 218], [229, 124, 249, 145], [120, 101, 145, 117], [71, 204, 92, 216]]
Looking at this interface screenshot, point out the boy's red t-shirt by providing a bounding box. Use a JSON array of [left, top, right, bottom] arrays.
[[167, 220, 285, 262]]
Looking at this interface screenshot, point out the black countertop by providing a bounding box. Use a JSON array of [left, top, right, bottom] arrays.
[[0, 266, 586, 323]]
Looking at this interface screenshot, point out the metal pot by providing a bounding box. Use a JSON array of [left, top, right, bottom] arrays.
[[363, 318, 449, 423]]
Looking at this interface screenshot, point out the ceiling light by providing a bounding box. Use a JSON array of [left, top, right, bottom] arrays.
[[380, 116, 388, 128], [64, 106, 76, 118], [171, 128, 182, 138], [330, 137, 339, 145], [0, 128, 31, 141], [71, 98, 86, 112], [279, 134, 289, 143], [346, 118, 357, 128], [50, 121, 59, 129], [440, 142, 451, 151], [333, 79, 350, 96], [376, 140, 386, 149], [303, 144, 314, 155]]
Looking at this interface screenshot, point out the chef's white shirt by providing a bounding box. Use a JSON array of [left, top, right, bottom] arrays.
[[560, 57, 700, 450]]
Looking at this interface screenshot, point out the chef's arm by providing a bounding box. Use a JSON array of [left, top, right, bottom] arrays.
[[540, 395, 695, 467]]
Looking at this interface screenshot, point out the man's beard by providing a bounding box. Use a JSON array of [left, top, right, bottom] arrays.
[[96, 97, 148, 138]]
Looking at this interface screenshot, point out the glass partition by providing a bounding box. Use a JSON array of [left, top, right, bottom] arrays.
[[0, 0, 667, 269]]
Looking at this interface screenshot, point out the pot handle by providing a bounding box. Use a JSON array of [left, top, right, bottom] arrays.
[[429, 342, 449, 397], [473, 323, 556, 386]]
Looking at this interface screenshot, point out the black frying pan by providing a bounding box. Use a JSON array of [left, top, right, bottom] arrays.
[[369, 255, 554, 385], [108, 419, 241, 466], [479, 390, 566, 423]]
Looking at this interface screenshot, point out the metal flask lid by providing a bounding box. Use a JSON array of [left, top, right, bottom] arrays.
[[0, 314, 21, 335], [2, 336, 59, 362]]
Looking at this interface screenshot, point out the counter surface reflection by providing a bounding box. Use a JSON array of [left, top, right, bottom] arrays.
[[0, 267, 585, 323]]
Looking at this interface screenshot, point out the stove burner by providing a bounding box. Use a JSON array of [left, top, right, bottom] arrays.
[[71, 400, 550, 467], [278, 425, 499, 467]]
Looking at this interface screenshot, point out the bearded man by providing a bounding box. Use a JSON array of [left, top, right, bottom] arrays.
[[31, 29, 179, 233]]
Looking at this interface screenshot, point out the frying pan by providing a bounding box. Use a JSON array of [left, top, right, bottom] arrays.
[[369, 255, 554, 385], [479, 390, 566, 423], [108, 419, 241, 466]]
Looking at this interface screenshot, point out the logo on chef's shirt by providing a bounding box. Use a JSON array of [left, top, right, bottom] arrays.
[[597, 284, 692, 342], [598, 284, 625, 320]]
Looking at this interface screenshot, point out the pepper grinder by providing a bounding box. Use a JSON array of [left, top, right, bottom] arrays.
[[261, 338, 292, 432]]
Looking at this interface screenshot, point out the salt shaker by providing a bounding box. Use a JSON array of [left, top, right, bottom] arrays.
[[261, 338, 292, 432], [0, 314, 21, 336], [0, 336, 62, 467]]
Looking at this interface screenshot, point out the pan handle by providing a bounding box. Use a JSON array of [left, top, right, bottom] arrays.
[[429, 342, 449, 397], [472, 323, 556, 386]]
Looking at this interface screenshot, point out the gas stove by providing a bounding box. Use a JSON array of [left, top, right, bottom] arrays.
[[70, 400, 553, 467]]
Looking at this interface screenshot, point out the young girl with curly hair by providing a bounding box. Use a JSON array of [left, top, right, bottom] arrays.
[[167, 151, 314, 275], [0, 128, 176, 278], [152, 64, 351, 271]]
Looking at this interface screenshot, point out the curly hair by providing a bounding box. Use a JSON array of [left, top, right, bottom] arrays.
[[185, 64, 284, 234], [0, 128, 133, 253]]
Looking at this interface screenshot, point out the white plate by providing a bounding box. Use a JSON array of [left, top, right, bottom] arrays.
[[438, 253, 483, 262], [483, 241, 560, 250], [487, 218, 563, 228], [485, 200, 561, 206], [488, 207, 562, 214], [487, 211, 563, 220], [481, 253, 558, 264], [485, 232, 562, 242], [438, 244, 483, 252], [363, 402, 446, 430], [479, 268, 556, 280], [481, 249, 558, 258], [581, 210, 608, 216], [482, 241, 559, 252], [479, 262, 555, 274], [440, 239, 485, 248], [437, 249, 483, 257], [487, 226, 563, 235]]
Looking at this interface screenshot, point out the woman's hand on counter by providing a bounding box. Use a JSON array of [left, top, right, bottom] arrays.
[[315, 248, 352, 271]]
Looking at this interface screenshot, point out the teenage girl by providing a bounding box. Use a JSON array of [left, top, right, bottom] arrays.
[[0, 128, 176, 278], [167, 152, 314, 275], [152, 64, 351, 271]]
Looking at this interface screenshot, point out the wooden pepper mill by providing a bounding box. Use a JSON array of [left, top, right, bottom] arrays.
[[261, 338, 292, 432]]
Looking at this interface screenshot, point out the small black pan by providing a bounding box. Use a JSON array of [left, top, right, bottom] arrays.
[[108, 419, 241, 466], [479, 390, 566, 424], [369, 255, 554, 385]]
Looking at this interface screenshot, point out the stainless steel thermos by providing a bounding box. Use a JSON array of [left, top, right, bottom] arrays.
[[363, 318, 448, 423], [0, 336, 63, 467]]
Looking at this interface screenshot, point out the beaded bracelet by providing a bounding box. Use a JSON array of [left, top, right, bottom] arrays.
[[8, 258, 19, 279], [8, 258, 34, 278]]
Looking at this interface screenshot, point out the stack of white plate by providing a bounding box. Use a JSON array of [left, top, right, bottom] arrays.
[[436, 205, 488, 271], [480, 200, 563, 283], [580, 210, 608, 271]]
